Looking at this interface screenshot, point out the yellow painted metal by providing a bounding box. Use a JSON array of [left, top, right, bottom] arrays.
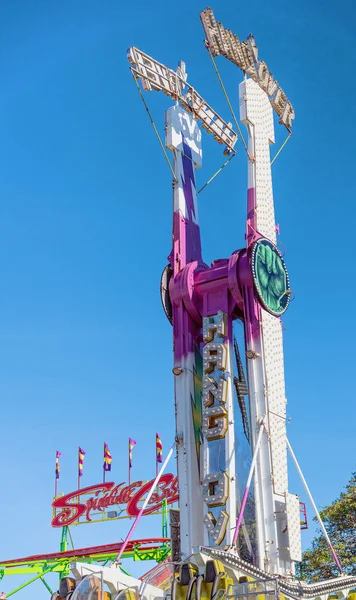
[[200, 560, 233, 600], [6, 565, 59, 597], [172, 559, 235, 600], [0, 545, 168, 577], [238, 575, 273, 600], [69, 509, 162, 526], [1, 565, 65, 575], [179, 563, 199, 585], [116, 589, 138, 600]]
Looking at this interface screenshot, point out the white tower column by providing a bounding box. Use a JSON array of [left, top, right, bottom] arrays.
[[240, 78, 301, 574]]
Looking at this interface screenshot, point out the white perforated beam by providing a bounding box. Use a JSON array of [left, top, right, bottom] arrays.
[[240, 77, 301, 574]]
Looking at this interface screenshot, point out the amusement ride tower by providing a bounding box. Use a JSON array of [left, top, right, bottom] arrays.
[[57, 9, 355, 600], [4, 8, 356, 600], [128, 10, 300, 575], [122, 9, 355, 597]]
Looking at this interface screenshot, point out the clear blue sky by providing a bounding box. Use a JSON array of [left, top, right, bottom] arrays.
[[0, 0, 355, 597]]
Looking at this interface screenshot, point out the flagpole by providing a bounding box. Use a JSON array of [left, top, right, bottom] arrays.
[[77, 446, 80, 492], [155, 434, 157, 477], [76, 447, 80, 512], [156, 434, 162, 478], [55, 451, 58, 498], [128, 438, 131, 487], [114, 441, 175, 563], [103, 442, 106, 483]]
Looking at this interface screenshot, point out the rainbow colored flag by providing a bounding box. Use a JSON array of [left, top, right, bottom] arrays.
[[78, 447, 86, 477], [55, 450, 62, 480], [128, 438, 136, 468], [103, 443, 112, 471], [156, 433, 163, 464]]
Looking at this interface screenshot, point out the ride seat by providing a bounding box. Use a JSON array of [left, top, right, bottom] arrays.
[[238, 576, 273, 600], [171, 560, 232, 600], [114, 589, 137, 600], [171, 563, 199, 600], [52, 577, 76, 599], [199, 560, 231, 600]]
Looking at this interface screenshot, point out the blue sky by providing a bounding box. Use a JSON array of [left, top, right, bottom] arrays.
[[0, 0, 355, 597]]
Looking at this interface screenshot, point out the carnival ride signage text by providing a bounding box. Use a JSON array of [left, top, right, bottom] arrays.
[[128, 46, 238, 154], [51, 474, 178, 528], [200, 8, 295, 130], [201, 311, 230, 545]]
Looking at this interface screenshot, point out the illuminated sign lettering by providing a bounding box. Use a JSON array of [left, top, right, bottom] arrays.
[[203, 375, 227, 407], [201, 311, 230, 544], [202, 404, 228, 440], [128, 46, 238, 154], [202, 472, 229, 507], [204, 510, 229, 545], [200, 8, 295, 130], [203, 342, 227, 373], [51, 474, 178, 527]]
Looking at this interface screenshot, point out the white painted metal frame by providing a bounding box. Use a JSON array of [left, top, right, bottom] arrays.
[[166, 106, 205, 558], [240, 77, 301, 574], [128, 46, 237, 153]]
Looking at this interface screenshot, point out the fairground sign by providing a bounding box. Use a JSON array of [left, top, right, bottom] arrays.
[[51, 474, 178, 527], [200, 8, 295, 130]]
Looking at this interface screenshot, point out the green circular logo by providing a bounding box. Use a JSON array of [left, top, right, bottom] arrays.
[[251, 238, 290, 316]]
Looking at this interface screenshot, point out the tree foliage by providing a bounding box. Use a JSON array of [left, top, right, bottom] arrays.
[[298, 473, 356, 582]]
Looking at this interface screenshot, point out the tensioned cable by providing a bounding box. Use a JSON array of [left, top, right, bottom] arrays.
[[270, 132, 292, 165], [197, 152, 236, 195], [131, 70, 177, 182], [131, 69, 236, 194], [206, 46, 293, 166], [206, 47, 248, 155]]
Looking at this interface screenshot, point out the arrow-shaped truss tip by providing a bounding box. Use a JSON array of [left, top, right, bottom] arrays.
[[200, 7, 295, 131], [128, 46, 238, 155]]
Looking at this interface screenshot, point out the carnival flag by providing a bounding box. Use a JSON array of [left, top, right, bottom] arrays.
[[78, 447, 86, 477], [55, 450, 62, 480], [103, 442, 112, 471], [156, 433, 163, 464], [128, 438, 136, 468]]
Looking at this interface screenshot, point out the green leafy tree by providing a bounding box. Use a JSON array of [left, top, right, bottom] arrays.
[[298, 473, 356, 582]]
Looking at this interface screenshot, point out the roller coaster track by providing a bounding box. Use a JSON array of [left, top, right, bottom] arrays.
[[0, 538, 170, 571]]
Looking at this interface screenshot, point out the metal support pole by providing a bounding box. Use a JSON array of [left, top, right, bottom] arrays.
[[6, 565, 60, 597], [128, 439, 131, 487], [54, 456, 58, 499], [162, 499, 168, 539], [232, 419, 265, 545], [77, 445, 80, 493], [60, 526, 68, 553], [286, 438, 343, 574], [114, 442, 175, 563], [59, 526, 68, 582], [67, 527, 75, 551], [39, 577, 53, 595], [103, 442, 106, 483]]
